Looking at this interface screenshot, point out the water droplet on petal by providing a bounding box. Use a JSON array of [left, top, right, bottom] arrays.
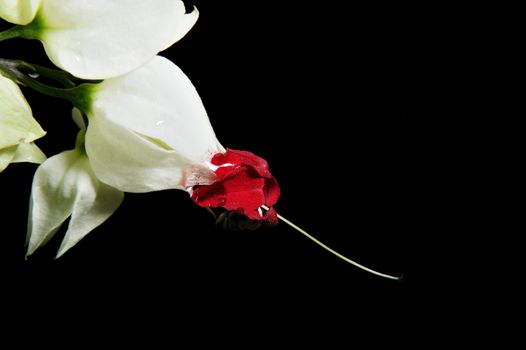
[[155, 120, 165, 126]]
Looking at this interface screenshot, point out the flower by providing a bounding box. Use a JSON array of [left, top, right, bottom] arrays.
[[27, 54, 280, 257], [83, 55, 223, 192], [191, 149, 280, 225], [26, 55, 223, 257], [18, 0, 198, 79], [0, 0, 41, 25], [0, 74, 46, 172], [82, 56, 279, 222], [26, 109, 123, 258]]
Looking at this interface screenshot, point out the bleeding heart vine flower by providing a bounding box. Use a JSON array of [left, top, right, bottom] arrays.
[[2, 15, 401, 278], [0, 74, 46, 172], [0, 0, 41, 25], [82, 56, 280, 224], [13, 55, 400, 280], [83, 56, 223, 192], [24, 56, 278, 257], [0, 0, 197, 79], [26, 109, 124, 258]]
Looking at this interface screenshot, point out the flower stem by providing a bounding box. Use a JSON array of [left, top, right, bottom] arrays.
[[0, 57, 94, 113], [0, 26, 24, 42], [17, 61, 77, 88], [264, 205, 401, 281]]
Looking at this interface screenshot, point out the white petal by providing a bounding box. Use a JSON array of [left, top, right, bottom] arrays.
[[92, 56, 224, 167], [26, 150, 123, 257], [56, 161, 123, 258], [0, 75, 46, 149], [0, 0, 41, 25], [12, 142, 46, 164], [26, 151, 80, 256], [37, 0, 198, 79], [86, 113, 193, 192], [0, 146, 17, 172], [71, 107, 85, 130]]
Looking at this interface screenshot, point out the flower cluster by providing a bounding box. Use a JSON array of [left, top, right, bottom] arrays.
[[0, 1, 401, 281], [1, 1, 280, 258]]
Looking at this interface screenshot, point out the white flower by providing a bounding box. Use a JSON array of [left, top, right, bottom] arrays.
[[84, 55, 224, 193], [27, 56, 222, 257], [26, 110, 124, 258], [0, 74, 46, 172], [21, 0, 198, 79], [0, 0, 41, 25]]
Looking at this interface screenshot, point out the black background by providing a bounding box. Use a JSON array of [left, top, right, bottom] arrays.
[[1, 1, 428, 340]]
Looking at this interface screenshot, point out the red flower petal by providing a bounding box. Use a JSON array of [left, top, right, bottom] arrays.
[[264, 177, 280, 207], [191, 149, 280, 224], [212, 149, 272, 179], [221, 173, 266, 219], [191, 182, 225, 207]]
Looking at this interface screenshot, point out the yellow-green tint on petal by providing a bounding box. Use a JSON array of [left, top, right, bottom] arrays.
[[1, 142, 45, 172], [0, 145, 17, 172], [144, 136, 174, 151], [0, 75, 46, 149], [12, 142, 46, 164], [0, 0, 42, 25]]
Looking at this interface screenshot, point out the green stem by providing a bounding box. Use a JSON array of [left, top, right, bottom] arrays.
[[18, 61, 77, 88], [1, 58, 77, 87], [263, 205, 401, 281], [0, 58, 94, 113], [0, 26, 24, 42]]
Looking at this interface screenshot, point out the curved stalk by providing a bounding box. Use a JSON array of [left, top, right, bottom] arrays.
[[0, 27, 24, 42], [17, 61, 77, 88], [263, 205, 401, 281], [0, 57, 94, 113]]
